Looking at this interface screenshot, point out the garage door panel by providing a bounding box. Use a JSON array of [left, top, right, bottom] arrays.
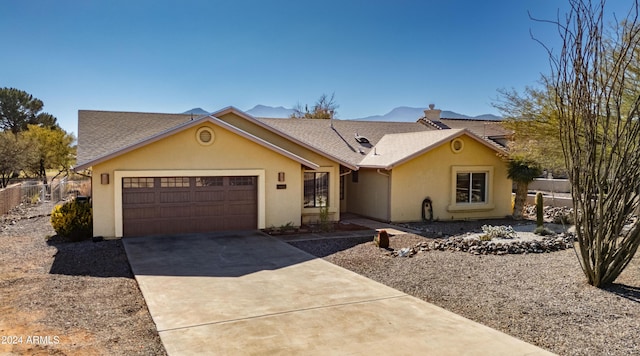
[[159, 206, 192, 218], [160, 191, 191, 203], [225, 218, 256, 230], [227, 190, 256, 201], [123, 191, 155, 204], [192, 205, 224, 217], [195, 191, 225, 203], [226, 203, 256, 214], [123, 207, 158, 220], [122, 176, 257, 237]]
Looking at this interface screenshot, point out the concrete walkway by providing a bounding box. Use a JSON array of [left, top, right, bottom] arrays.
[[124, 231, 554, 355], [340, 216, 422, 235]]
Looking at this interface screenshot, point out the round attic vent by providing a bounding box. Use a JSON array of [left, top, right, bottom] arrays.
[[196, 127, 215, 146], [450, 138, 464, 153]]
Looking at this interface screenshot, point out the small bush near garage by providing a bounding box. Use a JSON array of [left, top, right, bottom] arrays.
[[50, 199, 93, 242]]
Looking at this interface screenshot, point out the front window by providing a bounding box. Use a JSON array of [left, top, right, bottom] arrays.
[[304, 172, 329, 208], [456, 172, 487, 203]]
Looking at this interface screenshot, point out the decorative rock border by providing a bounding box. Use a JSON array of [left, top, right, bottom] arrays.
[[390, 233, 576, 257]]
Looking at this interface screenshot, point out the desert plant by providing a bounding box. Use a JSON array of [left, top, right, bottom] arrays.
[[318, 198, 332, 232], [508, 157, 542, 219], [534, 226, 555, 236], [30, 192, 40, 205], [535, 192, 544, 227], [479, 234, 493, 241], [553, 213, 574, 225], [481, 225, 518, 240], [50, 199, 92, 242], [280, 222, 295, 232], [374, 230, 390, 248], [549, 0, 640, 286]]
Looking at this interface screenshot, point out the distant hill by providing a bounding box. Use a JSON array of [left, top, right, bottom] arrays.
[[183, 105, 502, 121], [354, 106, 502, 122], [182, 108, 210, 115], [245, 105, 295, 118]]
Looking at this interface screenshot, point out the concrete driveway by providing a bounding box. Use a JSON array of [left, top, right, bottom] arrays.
[[123, 231, 554, 355]]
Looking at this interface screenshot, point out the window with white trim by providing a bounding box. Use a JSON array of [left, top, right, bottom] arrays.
[[456, 172, 487, 203], [449, 166, 494, 212]]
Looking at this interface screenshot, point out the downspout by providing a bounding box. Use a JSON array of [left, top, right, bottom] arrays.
[[376, 169, 389, 177], [376, 169, 391, 222]]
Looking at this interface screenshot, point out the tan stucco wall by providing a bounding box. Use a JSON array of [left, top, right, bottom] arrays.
[[217, 112, 343, 224], [91, 122, 311, 237], [389, 135, 511, 222], [346, 168, 390, 221]]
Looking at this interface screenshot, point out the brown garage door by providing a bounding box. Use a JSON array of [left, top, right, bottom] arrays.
[[122, 176, 257, 237]]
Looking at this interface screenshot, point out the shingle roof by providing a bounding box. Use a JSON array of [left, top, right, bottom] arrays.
[[257, 118, 435, 167], [76, 109, 507, 172], [439, 119, 512, 138], [77, 110, 194, 164], [359, 128, 507, 169], [359, 129, 465, 169]]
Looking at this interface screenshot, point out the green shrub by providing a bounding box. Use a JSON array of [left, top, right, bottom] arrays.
[[50, 199, 93, 242], [280, 222, 295, 232], [481, 225, 518, 239], [534, 226, 555, 236], [318, 198, 332, 232], [553, 213, 574, 225]]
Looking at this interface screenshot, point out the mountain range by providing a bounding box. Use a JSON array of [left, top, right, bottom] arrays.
[[183, 105, 502, 122]]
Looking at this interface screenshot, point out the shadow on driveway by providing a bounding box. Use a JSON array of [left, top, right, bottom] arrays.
[[47, 238, 133, 278], [123, 230, 315, 277]]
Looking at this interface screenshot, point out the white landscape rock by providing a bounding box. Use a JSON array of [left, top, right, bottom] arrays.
[[393, 224, 576, 257]]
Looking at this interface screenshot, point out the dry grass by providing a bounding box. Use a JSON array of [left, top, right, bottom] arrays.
[[0, 202, 165, 355]]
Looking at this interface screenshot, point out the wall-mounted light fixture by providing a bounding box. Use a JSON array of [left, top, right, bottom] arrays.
[[101, 173, 110, 185], [278, 172, 285, 182]]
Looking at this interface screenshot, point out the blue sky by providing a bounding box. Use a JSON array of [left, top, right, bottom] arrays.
[[0, 1, 631, 135]]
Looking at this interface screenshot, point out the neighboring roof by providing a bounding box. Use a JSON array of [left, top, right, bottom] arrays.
[[439, 119, 512, 138], [77, 110, 194, 164], [359, 129, 507, 169], [257, 118, 436, 168], [74, 114, 320, 171]]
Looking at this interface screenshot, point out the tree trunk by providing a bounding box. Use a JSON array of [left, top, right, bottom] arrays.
[[512, 182, 528, 219]]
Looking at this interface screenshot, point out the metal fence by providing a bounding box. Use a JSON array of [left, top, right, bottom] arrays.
[[0, 178, 89, 215]]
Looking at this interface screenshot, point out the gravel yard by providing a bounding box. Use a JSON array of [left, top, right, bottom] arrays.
[[0, 202, 165, 355], [290, 231, 640, 356], [3, 200, 639, 356]]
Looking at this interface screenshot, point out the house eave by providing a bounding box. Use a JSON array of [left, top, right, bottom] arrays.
[[73, 115, 321, 171]]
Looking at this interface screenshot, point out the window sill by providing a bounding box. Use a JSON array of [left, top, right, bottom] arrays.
[[447, 203, 495, 212]]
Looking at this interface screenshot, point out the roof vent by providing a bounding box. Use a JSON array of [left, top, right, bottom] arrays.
[[196, 127, 215, 146], [355, 133, 370, 144]]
